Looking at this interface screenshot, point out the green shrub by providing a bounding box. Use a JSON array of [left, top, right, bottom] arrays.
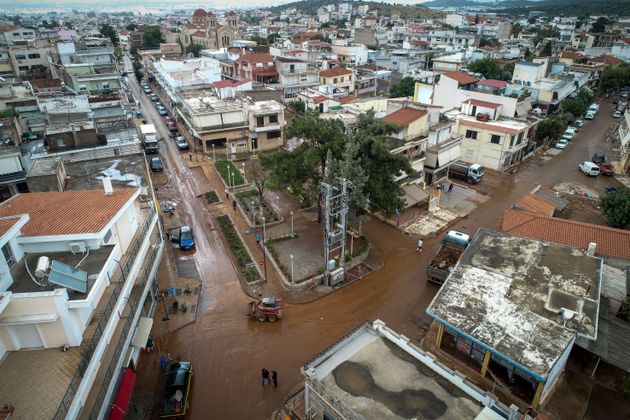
[[215, 215, 260, 283], [215, 160, 245, 186], [205, 190, 220, 205]]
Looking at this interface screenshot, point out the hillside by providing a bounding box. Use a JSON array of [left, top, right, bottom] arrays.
[[424, 0, 630, 17], [265, 0, 445, 20]]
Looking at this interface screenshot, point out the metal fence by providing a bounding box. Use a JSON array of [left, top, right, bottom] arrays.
[[53, 208, 157, 420]]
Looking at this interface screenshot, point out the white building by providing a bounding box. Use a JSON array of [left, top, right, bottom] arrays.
[[0, 184, 163, 419], [152, 57, 222, 105], [330, 44, 369, 66]]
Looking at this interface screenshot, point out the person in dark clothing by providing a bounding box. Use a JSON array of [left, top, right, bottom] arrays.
[[261, 368, 270, 386], [448, 182, 454, 193], [232, 199, 237, 210], [272, 371, 278, 387]]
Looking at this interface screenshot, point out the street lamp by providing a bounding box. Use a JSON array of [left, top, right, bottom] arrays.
[[228, 170, 232, 189], [262, 216, 267, 282], [242, 162, 245, 182], [230, 171, 234, 190], [290, 254, 294, 283], [212, 143, 216, 161], [290, 211, 294, 236]]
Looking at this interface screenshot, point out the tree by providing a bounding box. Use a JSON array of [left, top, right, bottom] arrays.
[[602, 63, 630, 91], [288, 100, 305, 114], [99, 23, 118, 46], [249, 159, 269, 196], [511, 23, 522, 38], [142, 26, 164, 49], [562, 87, 594, 116], [540, 41, 552, 57], [468, 58, 512, 80], [479, 38, 493, 47], [249, 35, 268, 45], [524, 47, 534, 61], [591, 17, 610, 33], [311, 34, 332, 43], [601, 190, 630, 229], [185, 43, 203, 57], [267, 33, 281, 44], [535, 117, 564, 143], [126, 23, 137, 31], [114, 46, 123, 62], [389, 77, 416, 98]]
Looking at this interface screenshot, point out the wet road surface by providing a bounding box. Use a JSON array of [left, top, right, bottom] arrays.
[[126, 65, 622, 419]]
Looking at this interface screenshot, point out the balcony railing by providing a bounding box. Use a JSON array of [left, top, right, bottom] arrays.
[[53, 208, 158, 420]]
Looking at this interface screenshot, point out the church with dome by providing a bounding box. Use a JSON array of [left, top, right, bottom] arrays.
[[180, 9, 239, 50]]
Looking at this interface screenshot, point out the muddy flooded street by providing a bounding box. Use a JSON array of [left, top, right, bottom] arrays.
[[128, 57, 623, 419]]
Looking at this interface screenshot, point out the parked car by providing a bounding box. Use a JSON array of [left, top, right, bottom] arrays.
[[175, 136, 189, 150], [622, 91, 629, 98], [22, 132, 38, 141], [578, 161, 601, 177], [158, 107, 168, 116], [562, 127, 576, 141], [166, 121, 177, 132], [150, 93, 159, 102], [170, 225, 195, 249], [150, 157, 164, 172], [144, 87, 152, 94], [613, 111, 622, 118], [585, 112, 595, 120], [596, 162, 615, 176], [573, 119, 584, 130], [592, 153, 606, 164], [555, 139, 569, 149]]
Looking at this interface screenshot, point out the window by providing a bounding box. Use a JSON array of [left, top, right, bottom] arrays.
[[333, 78, 338, 84], [256, 63, 263, 68], [2, 243, 15, 268], [57, 138, 66, 148], [510, 135, 516, 147], [27, 53, 40, 59], [14, 54, 26, 60], [256, 116, 265, 127], [491, 134, 501, 144], [517, 131, 525, 144], [340, 77, 344, 82], [267, 130, 281, 139], [102, 83, 109, 89], [465, 130, 478, 139], [269, 114, 278, 124], [18, 66, 28, 71]]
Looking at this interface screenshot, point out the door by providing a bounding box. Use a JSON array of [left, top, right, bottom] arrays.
[[252, 137, 258, 150], [231, 142, 237, 154], [13, 324, 44, 349]]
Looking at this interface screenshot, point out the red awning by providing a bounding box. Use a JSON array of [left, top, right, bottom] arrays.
[[109, 368, 137, 420]]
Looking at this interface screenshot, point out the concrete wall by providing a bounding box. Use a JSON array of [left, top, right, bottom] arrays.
[[433, 77, 459, 109]]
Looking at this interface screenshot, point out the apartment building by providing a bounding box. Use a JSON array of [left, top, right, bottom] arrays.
[[455, 103, 538, 171], [319, 67, 355, 97], [247, 100, 285, 151], [275, 56, 319, 101], [0, 182, 163, 419], [330, 43, 369, 66], [8, 46, 51, 79], [234, 53, 278, 84], [353, 68, 377, 97], [0, 120, 28, 202], [151, 57, 222, 106], [1, 27, 37, 46]]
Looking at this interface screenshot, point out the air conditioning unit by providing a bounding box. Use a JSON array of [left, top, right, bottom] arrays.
[[69, 242, 87, 254]]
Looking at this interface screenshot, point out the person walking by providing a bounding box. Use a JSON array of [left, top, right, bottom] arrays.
[[232, 199, 237, 210], [225, 188, 229, 199], [261, 368, 270, 386], [160, 353, 168, 371], [188, 150, 193, 161], [448, 182, 454, 193], [255, 233, 261, 244], [272, 371, 278, 388], [417, 239, 423, 253]]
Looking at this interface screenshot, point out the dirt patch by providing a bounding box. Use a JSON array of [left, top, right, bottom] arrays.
[[553, 182, 600, 199], [553, 186, 607, 226], [584, 383, 630, 420], [464, 168, 510, 197]]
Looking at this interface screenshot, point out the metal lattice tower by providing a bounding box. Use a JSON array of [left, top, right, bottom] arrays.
[[320, 178, 352, 286]]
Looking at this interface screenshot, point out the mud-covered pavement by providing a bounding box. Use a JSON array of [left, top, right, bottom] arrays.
[[126, 64, 623, 420]]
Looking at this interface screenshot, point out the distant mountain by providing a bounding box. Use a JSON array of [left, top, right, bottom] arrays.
[[423, 0, 630, 17], [266, 0, 445, 19]]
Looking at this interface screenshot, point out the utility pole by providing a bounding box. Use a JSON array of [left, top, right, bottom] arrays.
[[320, 178, 352, 286]]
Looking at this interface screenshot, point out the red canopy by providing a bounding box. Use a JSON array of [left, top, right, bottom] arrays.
[[109, 367, 137, 420]]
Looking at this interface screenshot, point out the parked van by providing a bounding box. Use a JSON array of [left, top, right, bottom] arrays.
[[588, 103, 599, 114], [578, 161, 601, 177], [562, 127, 576, 140]]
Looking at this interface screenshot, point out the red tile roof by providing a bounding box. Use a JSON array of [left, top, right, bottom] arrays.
[[319, 67, 353, 78], [514, 193, 556, 217], [382, 107, 428, 127], [0, 217, 20, 237], [501, 208, 630, 260], [338, 95, 357, 105], [478, 79, 507, 89], [193, 8, 207, 17], [0, 189, 137, 237], [591, 54, 623, 65], [464, 98, 502, 109], [235, 53, 274, 64], [30, 79, 62, 89], [442, 71, 479, 85], [559, 51, 585, 60], [313, 95, 330, 104], [213, 80, 235, 88]]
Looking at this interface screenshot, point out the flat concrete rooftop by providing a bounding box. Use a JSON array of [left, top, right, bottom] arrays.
[[427, 229, 602, 380], [63, 153, 148, 191], [303, 321, 515, 419], [9, 246, 115, 298]]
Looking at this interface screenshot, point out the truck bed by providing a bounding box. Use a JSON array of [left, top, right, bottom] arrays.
[[427, 242, 465, 284]]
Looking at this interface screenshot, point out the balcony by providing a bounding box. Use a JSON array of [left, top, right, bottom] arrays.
[[254, 123, 282, 133]]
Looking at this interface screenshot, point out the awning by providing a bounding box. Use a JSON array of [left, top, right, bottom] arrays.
[[402, 184, 429, 209], [131, 317, 153, 348], [109, 367, 137, 420]]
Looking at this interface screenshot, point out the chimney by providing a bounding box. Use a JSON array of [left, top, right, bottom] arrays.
[[102, 176, 113, 195], [587, 242, 596, 256]]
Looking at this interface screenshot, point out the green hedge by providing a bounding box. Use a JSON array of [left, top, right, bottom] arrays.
[[205, 190, 220, 205], [215, 215, 260, 283], [215, 160, 245, 186]]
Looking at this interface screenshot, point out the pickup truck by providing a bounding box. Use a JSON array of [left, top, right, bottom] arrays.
[[160, 361, 193, 418], [427, 230, 470, 284], [596, 162, 615, 176]]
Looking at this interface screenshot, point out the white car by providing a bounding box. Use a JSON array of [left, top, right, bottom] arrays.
[[578, 161, 601, 177], [585, 112, 595, 120], [555, 139, 569, 149], [573, 119, 584, 130], [562, 127, 576, 140], [613, 111, 622, 118]]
